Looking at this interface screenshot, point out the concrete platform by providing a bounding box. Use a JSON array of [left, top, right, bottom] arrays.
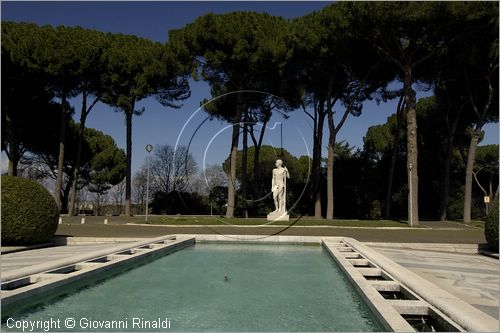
[[371, 245, 499, 320], [1, 244, 121, 272], [2, 235, 497, 331]]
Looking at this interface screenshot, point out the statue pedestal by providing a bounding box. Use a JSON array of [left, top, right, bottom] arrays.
[[267, 211, 289, 222]]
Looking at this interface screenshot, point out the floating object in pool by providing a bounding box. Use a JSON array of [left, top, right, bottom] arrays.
[[224, 272, 228, 281]]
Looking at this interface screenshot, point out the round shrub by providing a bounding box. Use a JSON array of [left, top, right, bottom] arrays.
[[369, 200, 382, 220], [1, 176, 59, 245], [484, 201, 499, 252]]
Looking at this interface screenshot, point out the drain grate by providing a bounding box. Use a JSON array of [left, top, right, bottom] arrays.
[[379, 290, 417, 300], [403, 314, 460, 332], [1, 277, 37, 291], [86, 256, 110, 263], [116, 249, 136, 255], [46, 265, 81, 274]]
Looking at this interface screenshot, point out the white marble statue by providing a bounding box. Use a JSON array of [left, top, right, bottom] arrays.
[[268, 159, 290, 221]]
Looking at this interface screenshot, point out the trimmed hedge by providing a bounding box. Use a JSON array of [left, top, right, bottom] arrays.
[[1, 176, 59, 245], [484, 201, 499, 252]]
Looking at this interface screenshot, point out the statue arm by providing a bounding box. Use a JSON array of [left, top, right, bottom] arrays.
[[284, 166, 290, 179]]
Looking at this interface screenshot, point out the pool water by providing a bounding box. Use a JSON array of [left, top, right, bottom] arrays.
[[2, 243, 383, 332]]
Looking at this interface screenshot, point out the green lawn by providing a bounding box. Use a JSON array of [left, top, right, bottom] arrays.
[[143, 216, 414, 228], [456, 220, 485, 229]]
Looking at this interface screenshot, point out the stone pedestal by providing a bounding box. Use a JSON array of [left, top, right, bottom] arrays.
[[267, 210, 289, 222]]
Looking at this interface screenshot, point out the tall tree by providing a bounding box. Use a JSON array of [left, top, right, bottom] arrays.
[[86, 128, 127, 215], [170, 12, 289, 218], [458, 3, 499, 222], [2, 22, 81, 210], [100, 33, 189, 216], [345, 2, 458, 225], [285, 13, 327, 218], [426, 2, 499, 221], [68, 28, 110, 215], [363, 100, 405, 219], [289, 6, 391, 219], [1, 50, 56, 176]]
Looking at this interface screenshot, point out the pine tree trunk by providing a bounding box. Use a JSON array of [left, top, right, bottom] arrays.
[[54, 93, 67, 212], [7, 137, 19, 177], [463, 127, 481, 222], [226, 97, 242, 219], [68, 95, 88, 216], [250, 119, 266, 216], [326, 143, 335, 220], [463, 73, 493, 222], [8, 160, 17, 177], [326, 109, 336, 220], [241, 120, 248, 218], [5, 108, 19, 176], [313, 105, 325, 219], [384, 96, 403, 219], [125, 103, 134, 216], [61, 170, 74, 214], [404, 71, 419, 226], [438, 141, 453, 221], [252, 145, 260, 214], [384, 139, 398, 219]]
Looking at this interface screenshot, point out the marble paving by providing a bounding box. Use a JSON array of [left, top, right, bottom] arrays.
[[1, 244, 122, 272], [372, 246, 499, 319]]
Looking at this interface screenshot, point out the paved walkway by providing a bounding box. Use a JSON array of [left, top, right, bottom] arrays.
[[1, 244, 118, 272], [372, 245, 499, 320], [56, 224, 487, 243]]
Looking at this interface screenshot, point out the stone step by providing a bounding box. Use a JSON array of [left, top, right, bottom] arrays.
[[369, 280, 401, 292], [348, 259, 371, 267], [387, 300, 428, 315], [357, 268, 382, 276], [342, 252, 361, 259]]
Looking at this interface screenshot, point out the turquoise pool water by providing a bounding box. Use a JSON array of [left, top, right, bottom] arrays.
[[2, 243, 383, 331]]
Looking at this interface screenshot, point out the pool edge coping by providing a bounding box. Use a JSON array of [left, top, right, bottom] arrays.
[[1, 235, 196, 308], [342, 237, 499, 332], [2, 234, 498, 332]]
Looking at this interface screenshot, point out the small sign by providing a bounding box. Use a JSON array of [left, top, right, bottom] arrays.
[[484, 196, 490, 203]]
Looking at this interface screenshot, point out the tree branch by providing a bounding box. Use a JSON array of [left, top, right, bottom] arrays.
[[473, 169, 488, 196], [464, 67, 481, 118], [335, 109, 351, 135]]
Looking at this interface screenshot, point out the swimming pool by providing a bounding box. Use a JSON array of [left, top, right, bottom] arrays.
[[2, 243, 383, 332]]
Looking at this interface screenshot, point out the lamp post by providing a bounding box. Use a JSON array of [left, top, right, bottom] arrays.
[[145, 144, 153, 222]]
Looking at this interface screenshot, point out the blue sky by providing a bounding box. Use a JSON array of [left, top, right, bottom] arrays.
[[2, 1, 498, 175]]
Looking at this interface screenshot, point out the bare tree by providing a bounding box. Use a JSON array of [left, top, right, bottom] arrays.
[[89, 181, 110, 216], [190, 164, 228, 196], [149, 144, 197, 195], [110, 180, 126, 215], [77, 185, 90, 214], [133, 168, 148, 214]]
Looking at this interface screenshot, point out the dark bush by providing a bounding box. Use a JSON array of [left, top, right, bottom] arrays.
[[1, 176, 59, 245], [151, 190, 209, 215], [369, 200, 382, 220], [484, 201, 499, 252]]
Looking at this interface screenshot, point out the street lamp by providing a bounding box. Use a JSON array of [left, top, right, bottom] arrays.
[[145, 144, 153, 222]]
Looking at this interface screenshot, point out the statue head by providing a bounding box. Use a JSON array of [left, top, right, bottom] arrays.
[[275, 159, 283, 167]]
